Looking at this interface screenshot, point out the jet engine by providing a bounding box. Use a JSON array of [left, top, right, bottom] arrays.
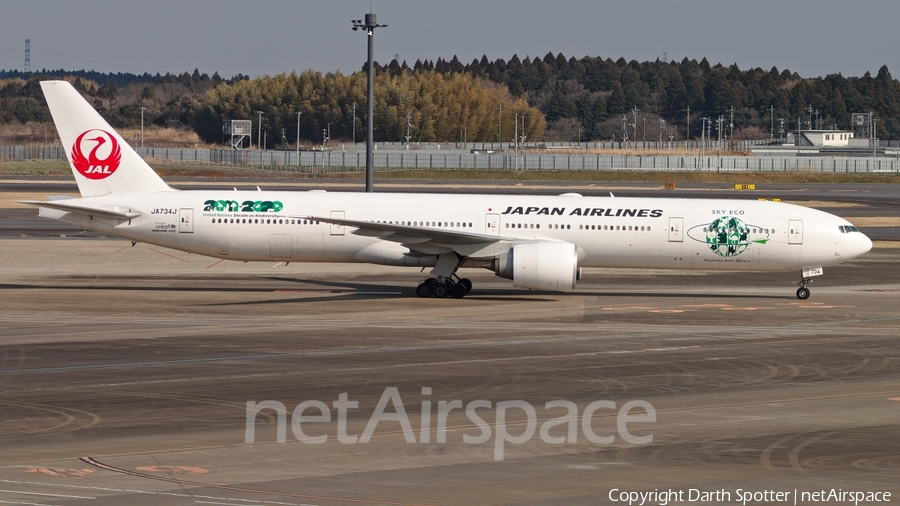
[[492, 241, 579, 291]]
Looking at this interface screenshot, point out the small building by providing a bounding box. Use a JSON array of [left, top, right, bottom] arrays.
[[785, 130, 854, 147]]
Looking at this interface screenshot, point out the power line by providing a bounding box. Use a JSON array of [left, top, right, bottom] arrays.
[[30, 46, 162, 73], [0, 46, 25, 54]]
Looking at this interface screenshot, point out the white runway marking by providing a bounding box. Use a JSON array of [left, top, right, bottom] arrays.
[[0, 480, 311, 506], [0, 489, 94, 499]]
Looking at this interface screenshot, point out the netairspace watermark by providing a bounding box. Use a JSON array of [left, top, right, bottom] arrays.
[[609, 488, 892, 506], [245, 387, 656, 461]]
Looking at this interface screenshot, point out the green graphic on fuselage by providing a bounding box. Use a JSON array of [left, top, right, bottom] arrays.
[[203, 199, 283, 213], [706, 216, 750, 257]]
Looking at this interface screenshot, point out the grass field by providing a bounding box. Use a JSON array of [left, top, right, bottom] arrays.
[[1, 160, 899, 184]]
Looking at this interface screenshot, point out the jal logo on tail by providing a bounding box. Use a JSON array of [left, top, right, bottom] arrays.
[[71, 129, 122, 180]]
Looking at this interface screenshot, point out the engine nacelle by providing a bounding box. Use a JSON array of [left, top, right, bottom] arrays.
[[493, 241, 579, 291]]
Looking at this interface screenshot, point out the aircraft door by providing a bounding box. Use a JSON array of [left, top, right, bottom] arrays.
[[269, 234, 292, 258], [486, 213, 500, 236], [668, 217, 683, 242], [179, 208, 193, 233], [330, 210, 345, 236], [788, 219, 803, 244]]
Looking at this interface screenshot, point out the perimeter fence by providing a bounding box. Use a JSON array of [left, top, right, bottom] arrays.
[[2, 145, 899, 174]]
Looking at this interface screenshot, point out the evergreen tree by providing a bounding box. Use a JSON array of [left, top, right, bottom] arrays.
[[607, 81, 626, 115]]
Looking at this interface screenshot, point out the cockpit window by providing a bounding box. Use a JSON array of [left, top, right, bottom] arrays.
[[839, 225, 861, 233]]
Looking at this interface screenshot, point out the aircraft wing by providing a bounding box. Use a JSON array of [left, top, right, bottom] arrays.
[[302, 215, 516, 257], [20, 200, 142, 220]]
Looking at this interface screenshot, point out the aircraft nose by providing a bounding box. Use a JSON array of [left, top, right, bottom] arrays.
[[860, 233, 873, 255]]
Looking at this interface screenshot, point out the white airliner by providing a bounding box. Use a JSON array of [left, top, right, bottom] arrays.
[[26, 81, 872, 299]]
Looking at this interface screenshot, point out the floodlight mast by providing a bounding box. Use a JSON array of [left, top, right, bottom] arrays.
[[352, 13, 387, 193]]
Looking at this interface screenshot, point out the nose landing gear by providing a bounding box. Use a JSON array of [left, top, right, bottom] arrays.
[[796, 277, 812, 300]]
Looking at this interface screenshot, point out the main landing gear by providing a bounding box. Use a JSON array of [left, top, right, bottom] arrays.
[[416, 276, 472, 299], [416, 252, 471, 298]]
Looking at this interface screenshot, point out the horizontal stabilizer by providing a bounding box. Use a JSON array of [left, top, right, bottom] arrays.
[[20, 200, 141, 220]]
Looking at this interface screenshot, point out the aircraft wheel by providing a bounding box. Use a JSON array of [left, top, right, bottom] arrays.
[[450, 282, 467, 299], [416, 281, 434, 298], [458, 278, 473, 293], [433, 283, 450, 298], [796, 287, 810, 300]]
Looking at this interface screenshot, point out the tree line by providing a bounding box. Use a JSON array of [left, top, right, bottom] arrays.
[[190, 70, 542, 145], [391, 53, 900, 141], [2, 53, 900, 144]]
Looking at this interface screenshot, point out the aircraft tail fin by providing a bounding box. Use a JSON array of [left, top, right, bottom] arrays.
[[40, 80, 172, 198]]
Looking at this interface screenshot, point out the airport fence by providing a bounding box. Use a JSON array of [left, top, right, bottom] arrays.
[[2, 144, 900, 174]]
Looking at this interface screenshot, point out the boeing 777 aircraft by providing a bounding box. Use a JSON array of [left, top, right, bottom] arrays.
[[26, 81, 872, 299]]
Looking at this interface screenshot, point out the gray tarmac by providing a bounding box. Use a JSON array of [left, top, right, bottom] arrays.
[[0, 180, 899, 506]]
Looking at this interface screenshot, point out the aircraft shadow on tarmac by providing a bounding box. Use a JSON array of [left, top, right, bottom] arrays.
[[0, 276, 795, 304]]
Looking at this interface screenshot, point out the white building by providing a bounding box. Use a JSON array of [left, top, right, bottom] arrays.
[[786, 130, 854, 147]]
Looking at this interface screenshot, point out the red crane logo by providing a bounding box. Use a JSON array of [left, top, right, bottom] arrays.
[[71, 129, 122, 180]]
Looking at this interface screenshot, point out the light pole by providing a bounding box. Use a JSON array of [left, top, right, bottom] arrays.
[[496, 104, 502, 146], [255, 111, 264, 150], [352, 13, 387, 193], [514, 113, 519, 169], [139, 107, 147, 149], [351, 103, 357, 145], [520, 114, 527, 145], [873, 117, 878, 158], [631, 106, 639, 146], [296, 111, 302, 155]]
